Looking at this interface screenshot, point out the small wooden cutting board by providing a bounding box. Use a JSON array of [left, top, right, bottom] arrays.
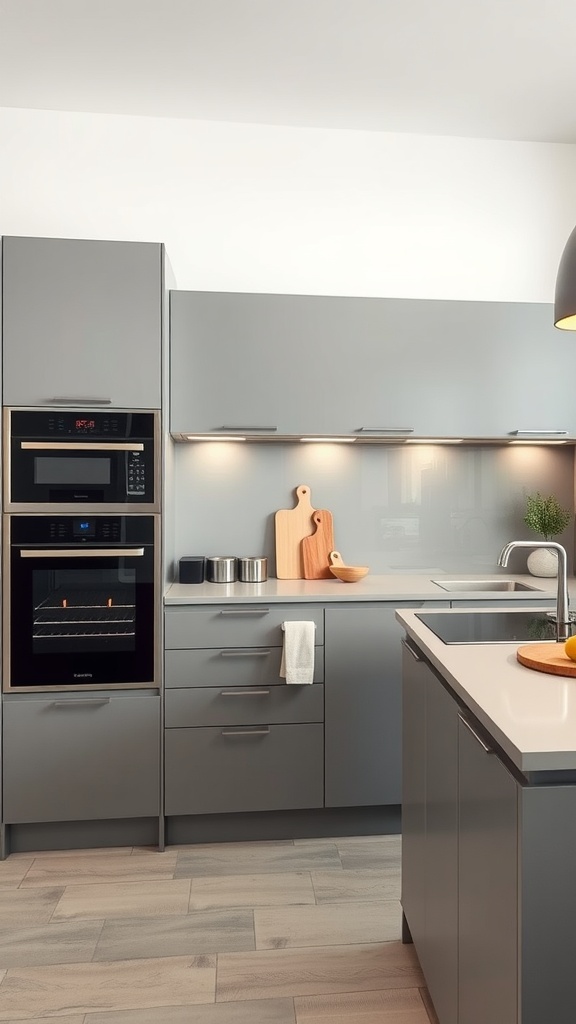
[[517, 643, 576, 677], [302, 510, 335, 579], [275, 485, 316, 579]]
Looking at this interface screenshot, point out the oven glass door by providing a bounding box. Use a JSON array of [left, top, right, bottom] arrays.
[[9, 541, 155, 688]]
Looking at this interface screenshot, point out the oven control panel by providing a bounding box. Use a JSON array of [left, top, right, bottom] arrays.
[[10, 515, 155, 545]]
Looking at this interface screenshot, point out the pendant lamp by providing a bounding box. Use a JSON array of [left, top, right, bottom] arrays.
[[554, 225, 576, 329]]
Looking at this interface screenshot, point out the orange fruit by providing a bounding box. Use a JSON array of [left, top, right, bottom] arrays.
[[564, 636, 576, 661]]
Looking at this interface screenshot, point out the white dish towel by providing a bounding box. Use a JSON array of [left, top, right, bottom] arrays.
[[280, 621, 316, 684]]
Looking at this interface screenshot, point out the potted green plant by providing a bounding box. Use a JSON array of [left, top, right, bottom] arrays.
[[523, 492, 573, 577]]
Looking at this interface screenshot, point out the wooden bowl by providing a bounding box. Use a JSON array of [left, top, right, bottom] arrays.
[[329, 565, 369, 583]]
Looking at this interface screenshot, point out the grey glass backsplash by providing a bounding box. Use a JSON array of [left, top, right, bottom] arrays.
[[173, 442, 575, 576]]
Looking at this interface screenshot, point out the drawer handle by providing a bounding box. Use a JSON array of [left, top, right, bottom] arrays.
[[458, 714, 492, 753], [220, 649, 271, 657], [48, 396, 113, 405], [221, 727, 271, 736], [220, 689, 271, 697], [218, 425, 278, 432], [357, 426, 415, 434], [51, 699, 111, 708], [219, 609, 270, 616]]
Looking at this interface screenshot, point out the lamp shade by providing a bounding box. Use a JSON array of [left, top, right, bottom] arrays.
[[554, 224, 576, 330]]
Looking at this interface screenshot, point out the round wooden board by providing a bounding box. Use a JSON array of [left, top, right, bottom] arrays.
[[517, 643, 576, 677]]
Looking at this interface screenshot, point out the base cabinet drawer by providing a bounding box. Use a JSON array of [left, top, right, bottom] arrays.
[[165, 723, 324, 815], [165, 606, 324, 649], [165, 647, 324, 688], [165, 683, 324, 727], [3, 695, 161, 824]]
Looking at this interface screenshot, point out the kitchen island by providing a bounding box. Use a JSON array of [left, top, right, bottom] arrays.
[[397, 606, 576, 1024]]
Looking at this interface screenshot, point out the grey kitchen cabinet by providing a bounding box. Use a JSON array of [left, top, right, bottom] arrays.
[[458, 714, 518, 1024], [401, 636, 576, 1024], [169, 290, 573, 436], [164, 604, 325, 816], [2, 694, 161, 823], [324, 601, 448, 808], [402, 639, 515, 1024], [165, 604, 324, 650], [2, 235, 164, 409], [401, 639, 458, 1024], [165, 724, 323, 816]]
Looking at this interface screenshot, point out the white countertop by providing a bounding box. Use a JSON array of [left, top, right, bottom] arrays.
[[396, 606, 576, 773], [165, 573, 560, 605]]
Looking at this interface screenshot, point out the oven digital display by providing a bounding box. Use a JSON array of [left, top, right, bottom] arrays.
[[75, 419, 96, 431], [73, 519, 96, 538]]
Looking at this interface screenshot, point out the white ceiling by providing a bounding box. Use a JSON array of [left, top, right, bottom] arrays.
[[1, 0, 576, 143]]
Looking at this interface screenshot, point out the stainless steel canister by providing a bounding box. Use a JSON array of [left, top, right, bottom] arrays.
[[205, 556, 238, 583], [237, 556, 268, 583]]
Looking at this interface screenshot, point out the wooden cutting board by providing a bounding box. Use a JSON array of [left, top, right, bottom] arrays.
[[302, 510, 335, 579], [517, 643, 576, 677], [275, 485, 316, 579]]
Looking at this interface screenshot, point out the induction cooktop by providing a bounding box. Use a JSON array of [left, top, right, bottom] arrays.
[[415, 610, 575, 645]]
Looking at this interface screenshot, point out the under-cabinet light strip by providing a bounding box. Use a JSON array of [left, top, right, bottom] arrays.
[[299, 437, 357, 443], [185, 435, 247, 441]]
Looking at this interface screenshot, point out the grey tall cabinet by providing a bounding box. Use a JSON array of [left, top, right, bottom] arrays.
[[0, 234, 166, 856], [2, 235, 164, 409]]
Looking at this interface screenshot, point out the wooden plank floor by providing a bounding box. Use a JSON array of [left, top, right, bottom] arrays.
[[0, 834, 439, 1023]]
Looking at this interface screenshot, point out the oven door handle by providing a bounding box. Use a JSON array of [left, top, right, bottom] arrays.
[[20, 548, 146, 558], [20, 442, 145, 452]]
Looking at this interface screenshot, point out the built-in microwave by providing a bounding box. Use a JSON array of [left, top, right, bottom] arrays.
[[4, 409, 160, 513]]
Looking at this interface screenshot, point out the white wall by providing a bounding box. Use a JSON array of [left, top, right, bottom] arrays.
[[1, 105, 575, 300]]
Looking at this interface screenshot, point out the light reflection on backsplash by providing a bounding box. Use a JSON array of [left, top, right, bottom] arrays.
[[172, 442, 575, 577]]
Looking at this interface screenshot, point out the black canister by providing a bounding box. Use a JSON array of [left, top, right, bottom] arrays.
[[179, 556, 205, 584]]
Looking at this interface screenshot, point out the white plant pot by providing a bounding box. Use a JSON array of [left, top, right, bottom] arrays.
[[526, 547, 558, 578]]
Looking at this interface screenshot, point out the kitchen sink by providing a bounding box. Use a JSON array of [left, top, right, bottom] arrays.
[[431, 579, 544, 593]]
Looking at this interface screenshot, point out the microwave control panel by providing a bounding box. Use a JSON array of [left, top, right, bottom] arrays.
[[9, 409, 156, 439]]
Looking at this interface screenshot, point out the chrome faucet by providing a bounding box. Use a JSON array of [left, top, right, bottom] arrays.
[[497, 541, 571, 641]]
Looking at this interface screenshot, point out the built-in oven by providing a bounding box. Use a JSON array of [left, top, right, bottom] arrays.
[[4, 408, 160, 512], [3, 514, 159, 691]]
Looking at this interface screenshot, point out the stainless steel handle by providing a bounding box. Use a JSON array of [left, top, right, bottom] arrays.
[[357, 427, 415, 433], [47, 397, 112, 405], [401, 637, 422, 661], [220, 689, 271, 697], [51, 699, 111, 708], [511, 430, 568, 435], [221, 727, 270, 736], [220, 649, 271, 657], [217, 426, 278, 432], [21, 548, 145, 558], [21, 442, 144, 452], [219, 609, 270, 616], [458, 714, 492, 753]]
